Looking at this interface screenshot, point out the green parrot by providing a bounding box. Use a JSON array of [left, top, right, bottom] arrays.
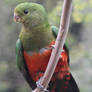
[[14, 2, 79, 92]]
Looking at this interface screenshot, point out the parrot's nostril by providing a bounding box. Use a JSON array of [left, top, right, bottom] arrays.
[[14, 13, 20, 22], [15, 15, 20, 19]]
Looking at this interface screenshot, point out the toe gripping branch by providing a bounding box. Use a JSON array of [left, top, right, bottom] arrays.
[[51, 45, 64, 59], [36, 78, 49, 92], [36, 45, 65, 92]]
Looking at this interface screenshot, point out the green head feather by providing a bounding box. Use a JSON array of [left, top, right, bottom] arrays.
[[14, 2, 54, 52], [14, 2, 48, 29]]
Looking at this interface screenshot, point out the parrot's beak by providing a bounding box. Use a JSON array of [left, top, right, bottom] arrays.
[[14, 13, 21, 22]]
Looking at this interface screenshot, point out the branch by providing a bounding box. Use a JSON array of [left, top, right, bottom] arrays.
[[33, 0, 72, 92]]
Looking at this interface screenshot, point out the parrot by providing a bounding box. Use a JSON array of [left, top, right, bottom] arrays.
[[14, 2, 79, 92]]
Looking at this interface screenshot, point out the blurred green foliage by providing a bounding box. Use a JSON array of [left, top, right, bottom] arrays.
[[73, 0, 92, 23], [48, 0, 92, 26], [4, 0, 26, 4]]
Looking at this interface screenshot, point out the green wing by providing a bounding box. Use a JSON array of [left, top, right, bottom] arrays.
[[51, 26, 58, 38], [16, 39, 25, 71], [51, 26, 79, 92], [51, 25, 70, 63], [51, 25, 69, 49], [16, 39, 36, 89]]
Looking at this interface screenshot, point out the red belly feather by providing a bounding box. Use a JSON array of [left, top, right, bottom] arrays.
[[23, 42, 69, 81]]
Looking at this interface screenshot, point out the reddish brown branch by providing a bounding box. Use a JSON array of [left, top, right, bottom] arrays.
[[33, 0, 72, 92]]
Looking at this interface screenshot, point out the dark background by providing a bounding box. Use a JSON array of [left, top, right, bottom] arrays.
[[0, 0, 92, 92]]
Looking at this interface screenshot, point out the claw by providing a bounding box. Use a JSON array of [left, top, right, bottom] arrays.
[[59, 55, 62, 59], [51, 45, 56, 49], [36, 77, 49, 92], [51, 45, 65, 60]]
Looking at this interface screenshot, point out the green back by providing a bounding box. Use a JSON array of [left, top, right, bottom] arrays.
[[16, 39, 36, 88], [51, 25, 69, 51], [16, 39, 25, 71]]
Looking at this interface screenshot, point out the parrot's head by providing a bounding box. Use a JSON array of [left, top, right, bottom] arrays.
[[14, 2, 48, 28]]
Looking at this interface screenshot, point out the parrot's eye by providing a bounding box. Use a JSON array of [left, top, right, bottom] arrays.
[[24, 10, 28, 14]]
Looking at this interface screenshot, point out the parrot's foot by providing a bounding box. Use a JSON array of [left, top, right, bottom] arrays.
[[51, 45, 56, 49], [51, 45, 65, 52], [59, 55, 62, 59], [51, 45, 65, 59], [36, 77, 49, 92]]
